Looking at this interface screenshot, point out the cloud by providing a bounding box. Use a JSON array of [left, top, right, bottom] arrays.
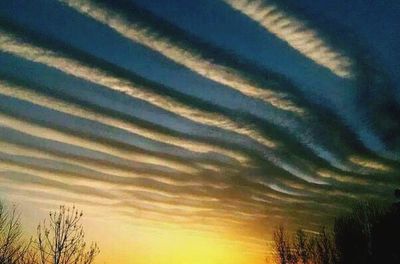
[[0, 27, 278, 153], [0, 25, 341, 185], [58, 0, 305, 114], [349, 155, 392, 172], [223, 0, 353, 78], [0, 77, 249, 165], [50, 0, 393, 177], [0, 112, 198, 174], [0, 0, 398, 247]]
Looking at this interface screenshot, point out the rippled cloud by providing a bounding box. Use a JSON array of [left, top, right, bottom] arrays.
[[0, 0, 398, 253]]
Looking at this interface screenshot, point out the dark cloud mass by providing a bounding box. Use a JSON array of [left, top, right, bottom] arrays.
[[0, 0, 399, 244]]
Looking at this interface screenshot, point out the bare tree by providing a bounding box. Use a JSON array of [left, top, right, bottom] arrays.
[[35, 205, 99, 264], [270, 197, 400, 264], [273, 226, 297, 264], [0, 202, 30, 264], [271, 226, 337, 264], [16, 247, 39, 264], [310, 228, 337, 264], [293, 230, 311, 264]]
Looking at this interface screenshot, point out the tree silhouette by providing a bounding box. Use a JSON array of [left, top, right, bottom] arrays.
[[293, 230, 311, 264], [270, 193, 400, 264], [0, 202, 30, 264], [35, 205, 99, 264], [273, 225, 297, 264], [333, 202, 378, 264], [311, 228, 336, 264], [334, 200, 400, 264], [272, 226, 336, 264]]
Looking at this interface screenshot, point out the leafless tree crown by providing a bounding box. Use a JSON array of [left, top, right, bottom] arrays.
[[0, 203, 31, 264], [35, 205, 99, 264]]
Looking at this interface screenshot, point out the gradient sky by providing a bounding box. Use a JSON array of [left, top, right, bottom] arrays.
[[0, 1, 399, 263]]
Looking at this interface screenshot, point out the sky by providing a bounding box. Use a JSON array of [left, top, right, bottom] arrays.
[[0, 0, 399, 263]]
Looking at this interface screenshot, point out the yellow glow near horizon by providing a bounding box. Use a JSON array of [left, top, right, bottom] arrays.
[[11, 198, 267, 264], [140, 231, 257, 264], [94, 222, 266, 264]]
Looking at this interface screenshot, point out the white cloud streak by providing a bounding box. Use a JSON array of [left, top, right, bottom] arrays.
[[0, 112, 198, 174], [223, 0, 353, 78], [0, 29, 278, 153], [0, 79, 249, 164], [59, 0, 305, 114]]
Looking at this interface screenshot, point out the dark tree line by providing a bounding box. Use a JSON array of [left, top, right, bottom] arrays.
[[272, 226, 336, 264], [272, 196, 400, 264], [0, 202, 99, 264]]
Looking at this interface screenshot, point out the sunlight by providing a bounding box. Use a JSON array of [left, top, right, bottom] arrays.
[[149, 230, 250, 264], [87, 216, 265, 264]]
